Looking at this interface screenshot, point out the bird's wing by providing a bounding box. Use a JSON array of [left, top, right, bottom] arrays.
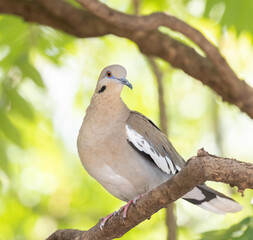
[[126, 111, 185, 174]]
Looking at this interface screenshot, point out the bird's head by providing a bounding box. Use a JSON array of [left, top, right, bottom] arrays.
[[95, 65, 132, 94]]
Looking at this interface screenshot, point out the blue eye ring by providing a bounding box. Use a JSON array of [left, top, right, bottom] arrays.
[[106, 71, 112, 78]]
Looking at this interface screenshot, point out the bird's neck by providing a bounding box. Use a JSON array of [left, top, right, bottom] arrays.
[[81, 91, 130, 136], [91, 94, 129, 121]]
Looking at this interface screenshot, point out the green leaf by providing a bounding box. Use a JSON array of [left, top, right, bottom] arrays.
[[0, 139, 9, 171], [36, 27, 74, 64], [140, 0, 170, 12], [0, 110, 23, 147], [204, 0, 253, 35], [19, 61, 45, 88], [0, 16, 28, 43], [6, 88, 35, 120], [201, 217, 253, 240]]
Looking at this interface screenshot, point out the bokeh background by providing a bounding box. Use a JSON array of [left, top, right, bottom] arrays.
[[0, 0, 253, 239]]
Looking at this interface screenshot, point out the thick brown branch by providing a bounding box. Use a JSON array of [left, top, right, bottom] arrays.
[[77, 0, 240, 90], [47, 149, 253, 240], [1, 0, 253, 118], [77, 0, 253, 118], [0, 0, 120, 38], [0, 0, 79, 35]]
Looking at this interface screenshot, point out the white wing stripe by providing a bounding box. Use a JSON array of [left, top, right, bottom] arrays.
[[175, 164, 181, 171], [166, 156, 176, 174], [126, 125, 176, 174]]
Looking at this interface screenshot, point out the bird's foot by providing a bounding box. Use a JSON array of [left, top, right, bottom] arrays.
[[100, 211, 118, 230], [120, 194, 144, 222], [99, 194, 144, 229]]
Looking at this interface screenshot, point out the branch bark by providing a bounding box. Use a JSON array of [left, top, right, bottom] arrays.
[[77, 0, 237, 85], [47, 149, 253, 240], [1, 0, 253, 118]]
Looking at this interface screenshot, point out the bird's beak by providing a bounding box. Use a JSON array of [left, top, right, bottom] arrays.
[[119, 78, 133, 90]]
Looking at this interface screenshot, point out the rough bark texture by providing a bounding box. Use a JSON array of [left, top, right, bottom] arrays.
[[47, 149, 253, 240], [77, 0, 238, 86], [1, 0, 253, 118]]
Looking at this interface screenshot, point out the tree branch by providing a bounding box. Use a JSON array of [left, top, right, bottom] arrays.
[[47, 149, 253, 240], [1, 0, 253, 118], [77, 0, 253, 114], [0, 0, 79, 36], [77, 0, 237, 83]]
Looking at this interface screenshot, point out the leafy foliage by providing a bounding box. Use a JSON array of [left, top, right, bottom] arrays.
[[0, 15, 74, 148], [204, 0, 253, 35], [201, 217, 253, 240], [0, 16, 75, 238]]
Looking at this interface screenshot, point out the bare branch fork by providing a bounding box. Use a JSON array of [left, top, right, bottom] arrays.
[[77, 0, 237, 84], [1, 0, 253, 118], [47, 149, 253, 240], [76, 0, 253, 116]]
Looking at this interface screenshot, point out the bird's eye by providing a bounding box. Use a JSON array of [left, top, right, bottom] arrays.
[[106, 71, 112, 78]]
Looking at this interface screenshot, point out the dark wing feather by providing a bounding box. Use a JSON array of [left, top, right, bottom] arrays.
[[126, 111, 185, 174]]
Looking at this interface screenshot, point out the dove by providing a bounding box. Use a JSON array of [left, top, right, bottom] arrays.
[[77, 64, 242, 228]]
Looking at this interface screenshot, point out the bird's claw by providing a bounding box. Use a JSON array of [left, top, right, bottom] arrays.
[[100, 194, 144, 229], [121, 194, 144, 222], [100, 211, 117, 230], [133, 194, 143, 205]]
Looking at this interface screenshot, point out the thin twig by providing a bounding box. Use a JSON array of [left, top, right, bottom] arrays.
[[148, 58, 177, 240]]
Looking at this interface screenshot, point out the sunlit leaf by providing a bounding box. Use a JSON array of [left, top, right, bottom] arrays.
[[0, 16, 28, 43], [6, 88, 35, 120], [201, 217, 253, 240], [0, 110, 23, 146], [19, 61, 45, 88], [205, 0, 253, 35], [36, 27, 74, 64], [140, 0, 170, 13], [0, 139, 9, 172]]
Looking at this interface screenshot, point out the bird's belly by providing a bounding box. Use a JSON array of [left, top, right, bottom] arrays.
[[94, 164, 141, 201], [78, 140, 170, 202]]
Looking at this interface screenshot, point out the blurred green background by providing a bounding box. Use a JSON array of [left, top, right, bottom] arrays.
[[0, 0, 253, 239]]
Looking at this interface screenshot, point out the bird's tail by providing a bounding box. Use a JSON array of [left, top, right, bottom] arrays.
[[182, 184, 243, 214]]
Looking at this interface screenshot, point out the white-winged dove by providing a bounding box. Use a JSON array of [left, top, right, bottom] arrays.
[[77, 64, 243, 228]]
